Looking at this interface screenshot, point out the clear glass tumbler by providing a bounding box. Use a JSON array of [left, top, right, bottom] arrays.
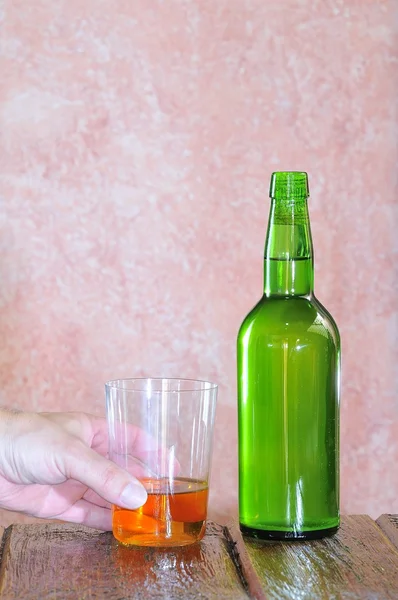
[[105, 378, 218, 547]]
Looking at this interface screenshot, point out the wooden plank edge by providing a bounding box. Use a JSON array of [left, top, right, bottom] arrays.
[[0, 525, 13, 595], [375, 514, 398, 550], [0, 526, 6, 568], [223, 522, 267, 600]]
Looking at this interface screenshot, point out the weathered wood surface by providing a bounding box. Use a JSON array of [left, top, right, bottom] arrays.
[[0, 522, 248, 599], [0, 527, 4, 567], [1, 517, 398, 599], [226, 515, 398, 599], [376, 514, 398, 550]]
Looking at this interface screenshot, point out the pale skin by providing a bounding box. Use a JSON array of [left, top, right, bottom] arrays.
[[0, 410, 148, 531]]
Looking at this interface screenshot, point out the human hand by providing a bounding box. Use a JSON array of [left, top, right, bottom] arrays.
[[0, 410, 148, 530]]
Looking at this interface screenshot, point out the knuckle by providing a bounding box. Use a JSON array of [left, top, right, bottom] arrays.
[[63, 441, 86, 476], [100, 464, 120, 490]]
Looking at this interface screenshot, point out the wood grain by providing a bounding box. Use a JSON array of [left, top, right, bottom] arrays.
[[223, 524, 266, 600], [376, 514, 398, 550], [0, 522, 249, 599], [225, 515, 398, 599], [0, 526, 5, 567], [2, 517, 398, 599]]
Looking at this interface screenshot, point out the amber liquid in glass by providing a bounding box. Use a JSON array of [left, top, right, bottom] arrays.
[[112, 477, 208, 547]]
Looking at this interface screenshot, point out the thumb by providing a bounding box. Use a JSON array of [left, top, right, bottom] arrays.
[[63, 442, 147, 509]]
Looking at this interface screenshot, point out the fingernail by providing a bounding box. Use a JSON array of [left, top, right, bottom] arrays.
[[119, 481, 147, 509]]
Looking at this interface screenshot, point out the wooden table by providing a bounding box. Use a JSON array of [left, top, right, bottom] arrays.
[[0, 515, 397, 599]]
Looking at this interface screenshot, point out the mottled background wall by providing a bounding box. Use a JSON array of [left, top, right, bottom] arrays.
[[0, 0, 397, 525]]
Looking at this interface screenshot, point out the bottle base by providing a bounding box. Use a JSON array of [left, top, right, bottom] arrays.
[[239, 523, 339, 541]]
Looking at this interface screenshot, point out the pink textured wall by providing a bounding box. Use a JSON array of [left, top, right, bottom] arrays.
[[0, 1, 397, 525]]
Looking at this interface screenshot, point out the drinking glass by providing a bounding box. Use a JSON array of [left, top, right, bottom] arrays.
[[105, 378, 218, 547]]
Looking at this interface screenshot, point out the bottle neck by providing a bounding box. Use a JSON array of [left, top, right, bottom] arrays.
[[264, 197, 314, 297]]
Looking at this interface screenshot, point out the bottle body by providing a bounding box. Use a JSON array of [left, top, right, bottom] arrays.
[[237, 172, 340, 540], [238, 291, 340, 538]]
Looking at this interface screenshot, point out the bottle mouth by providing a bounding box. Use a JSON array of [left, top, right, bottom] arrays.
[[269, 172, 309, 200]]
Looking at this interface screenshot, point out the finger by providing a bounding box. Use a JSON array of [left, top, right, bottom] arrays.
[[113, 450, 181, 479], [63, 442, 147, 510], [53, 499, 113, 531], [83, 488, 112, 509], [91, 416, 161, 455], [88, 416, 181, 477]]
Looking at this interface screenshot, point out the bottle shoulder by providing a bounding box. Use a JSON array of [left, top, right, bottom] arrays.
[[238, 294, 340, 346], [311, 296, 340, 342]]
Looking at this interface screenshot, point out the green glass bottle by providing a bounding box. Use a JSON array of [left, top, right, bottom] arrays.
[[237, 172, 340, 540]]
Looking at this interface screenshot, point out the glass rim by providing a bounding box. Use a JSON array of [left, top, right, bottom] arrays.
[[105, 377, 218, 393]]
